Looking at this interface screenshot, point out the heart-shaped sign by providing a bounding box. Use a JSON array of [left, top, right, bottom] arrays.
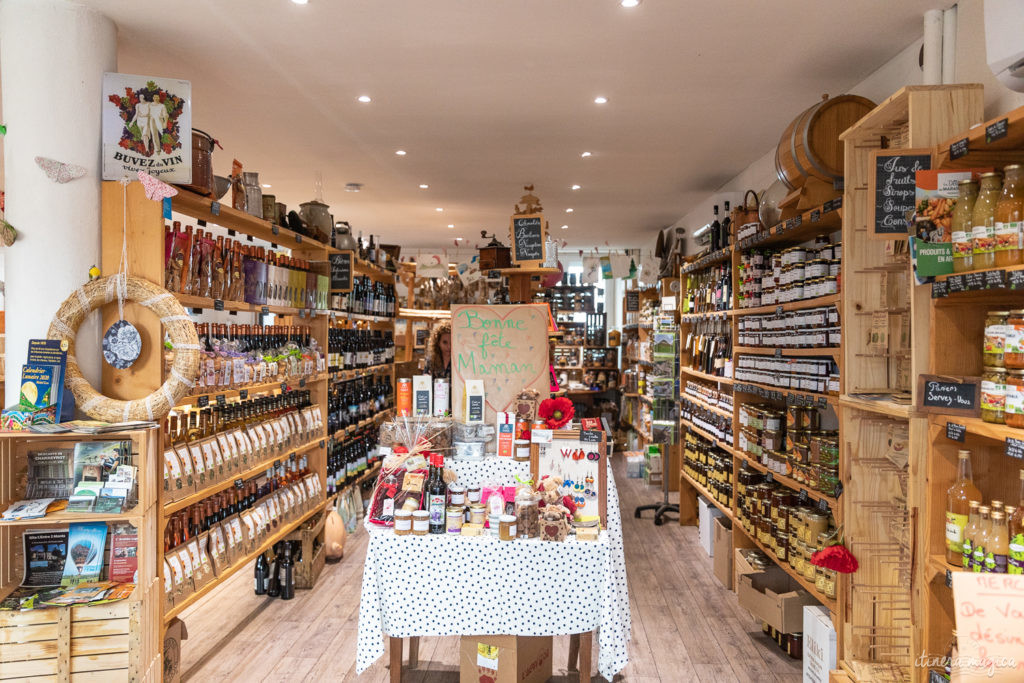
[[450, 304, 551, 425]]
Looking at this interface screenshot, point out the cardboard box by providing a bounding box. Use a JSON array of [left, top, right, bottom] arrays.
[[698, 496, 725, 558], [736, 564, 819, 633], [163, 617, 189, 683], [460, 635, 552, 683], [712, 516, 733, 590], [802, 605, 837, 683]]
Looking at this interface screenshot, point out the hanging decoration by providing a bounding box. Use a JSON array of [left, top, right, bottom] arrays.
[[103, 180, 142, 370], [581, 256, 600, 284], [638, 251, 660, 284], [35, 156, 86, 184], [47, 274, 199, 423], [137, 170, 178, 201]]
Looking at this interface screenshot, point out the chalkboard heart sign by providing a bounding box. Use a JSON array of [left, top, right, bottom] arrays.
[[869, 148, 932, 238], [509, 214, 547, 266], [916, 374, 980, 417]]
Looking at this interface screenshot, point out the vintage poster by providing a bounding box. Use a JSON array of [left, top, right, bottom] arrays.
[[102, 72, 192, 182]]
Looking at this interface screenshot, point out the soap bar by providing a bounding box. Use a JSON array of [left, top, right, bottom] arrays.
[[461, 523, 484, 536], [576, 526, 599, 541]]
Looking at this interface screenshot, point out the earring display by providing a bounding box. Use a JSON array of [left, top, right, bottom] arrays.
[[530, 427, 607, 527]]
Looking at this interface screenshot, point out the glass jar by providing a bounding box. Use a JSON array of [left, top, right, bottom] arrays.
[[446, 505, 465, 534], [499, 514, 517, 541], [487, 513, 501, 536], [804, 512, 828, 544], [972, 172, 1003, 269], [1006, 369, 1024, 429], [981, 366, 1008, 424], [242, 171, 263, 219], [1006, 311, 1024, 369], [516, 498, 540, 538], [984, 311, 1010, 368], [952, 179, 979, 272], [996, 165, 1024, 267], [448, 484, 466, 507], [411, 510, 430, 535], [394, 509, 412, 536], [469, 503, 486, 526], [467, 486, 482, 505]]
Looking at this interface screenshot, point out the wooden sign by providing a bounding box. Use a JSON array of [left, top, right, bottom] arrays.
[[509, 214, 546, 266], [869, 148, 932, 238], [451, 304, 550, 431], [625, 290, 640, 312], [952, 572, 1024, 681], [916, 374, 980, 416], [530, 428, 607, 527], [329, 250, 353, 292]]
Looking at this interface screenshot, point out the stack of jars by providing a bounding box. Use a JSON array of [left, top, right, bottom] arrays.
[[736, 305, 840, 349], [683, 431, 733, 508], [981, 309, 1024, 427], [952, 165, 1024, 273], [738, 403, 840, 496], [737, 239, 841, 309]]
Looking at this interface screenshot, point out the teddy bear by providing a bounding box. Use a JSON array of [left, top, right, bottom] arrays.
[[536, 475, 577, 519]]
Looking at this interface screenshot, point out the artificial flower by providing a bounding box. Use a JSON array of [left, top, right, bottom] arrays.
[[810, 543, 859, 574], [538, 397, 574, 429]]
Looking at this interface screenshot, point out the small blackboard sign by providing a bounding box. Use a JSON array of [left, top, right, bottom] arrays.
[[946, 422, 966, 442], [817, 498, 829, 513], [1007, 437, 1024, 460], [280, 382, 287, 392], [581, 430, 602, 443], [871, 149, 932, 236], [810, 209, 821, 223], [1010, 270, 1024, 290], [197, 395, 209, 408], [210, 201, 220, 216], [261, 306, 270, 315], [983, 269, 1006, 289], [986, 118, 1008, 144], [214, 299, 225, 311], [932, 280, 949, 298], [945, 569, 953, 589], [964, 271, 986, 291], [509, 214, 546, 265], [948, 274, 966, 294], [950, 138, 969, 160], [917, 375, 980, 416], [626, 291, 640, 312], [216, 394, 226, 407], [798, 489, 809, 504], [330, 251, 354, 292], [239, 389, 248, 400]]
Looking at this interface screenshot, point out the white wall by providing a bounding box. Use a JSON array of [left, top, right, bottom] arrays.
[[674, 0, 1024, 254]]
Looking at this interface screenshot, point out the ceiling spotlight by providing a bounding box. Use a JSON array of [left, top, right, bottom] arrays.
[[620, 0, 640, 7], [571, 184, 581, 190], [594, 96, 608, 105], [561, 225, 569, 230], [436, 207, 443, 212], [344, 182, 363, 192], [291, 0, 309, 4], [581, 151, 592, 158], [448, 224, 454, 228], [395, 150, 407, 156], [261, 183, 272, 188], [565, 208, 574, 213], [419, 184, 429, 189], [357, 95, 372, 103]]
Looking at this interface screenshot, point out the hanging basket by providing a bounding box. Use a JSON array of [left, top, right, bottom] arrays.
[[47, 274, 199, 423]]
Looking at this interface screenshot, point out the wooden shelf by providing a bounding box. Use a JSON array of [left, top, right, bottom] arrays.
[[164, 436, 325, 515], [925, 414, 1024, 443], [734, 523, 836, 612], [330, 408, 394, 440], [733, 451, 838, 511], [681, 367, 734, 385], [177, 293, 325, 318], [733, 346, 840, 360], [163, 499, 326, 623], [397, 308, 451, 320], [733, 379, 835, 406], [734, 201, 843, 253], [328, 364, 393, 382], [926, 553, 960, 588], [682, 246, 732, 274], [734, 293, 840, 317], [838, 395, 912, 419], [682, 394, 733, 419], [564, 388, 611, 395], [173, 189, 329, 252], [680, 310, 733, 322], [683, 419, 738, 457], [556, 366, 619, 371], [0, 506, 145, 527], [933, 103, 1024, 169], [680, 471, 733, 520], [177, 373, 327, 408]]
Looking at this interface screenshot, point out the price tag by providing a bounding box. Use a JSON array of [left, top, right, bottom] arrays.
[[239, 389, 248, 400], [271, 225, 279, 236], [280, 382, 287, 392], [216, 394, 226, 407], [947, 274, 966, 294], [798, 489, 809, 504], [581, 430, 602, 443], [300, 378, 307, 388], [214, 299, 225, 311], [271, 242, 278, 249], [964, 272, 986, 291], [197, 219, 207, 227], [274, 460, 281, 467], [319, 440, 325, 449], [945, 569, 953, 589], [776, 305, 784, 315], [197, 395, 210, 407], [191, 307, 203, 314], [822, 199, 835, 213], [1009, 269, 1024, 290], [818, 498, 829, 512], [227, 228, 236, 236], [832, 197, 842, 210], [1006, 436, 1024, 459], [834, 481, 843, 499], [810, 209, 820, 223], [792, 215, 803, 229], [295, 234, 302, 243], [818, 397, 828, 408], [946, 421, 966, 442], [950, 137, 969, 160], [983, 269, 1006, 289], [228, 310, 238, 316], [210, 201, 221, 216], [775, 348, 782, 358], [932, 280, 949, 298], [234, 478, 243, 488], [765, 472, 774, 483], [985, 118, 1008, 144], [247, 235, 254, 242], [261, 306, 270, 315], [299, 309, 306, 318]]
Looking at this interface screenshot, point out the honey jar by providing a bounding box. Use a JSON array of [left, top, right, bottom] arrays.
[[394, 509, 412, 536], [412, 510, 430, 536]]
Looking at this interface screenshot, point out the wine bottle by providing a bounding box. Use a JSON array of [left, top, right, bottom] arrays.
[[266, 543, 281, 597], [278, 543, 295, 600], [427, 454, 447, 534], [254, 553, 270, 595]]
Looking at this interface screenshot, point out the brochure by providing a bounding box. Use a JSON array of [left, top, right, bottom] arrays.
[[2, 498, 56, 521], [22, 529, 69, 587], [26, 339, 69, 422], [25, 448, 74, 499], [62, 522, 108, 586], [108, 523, 138, 583]]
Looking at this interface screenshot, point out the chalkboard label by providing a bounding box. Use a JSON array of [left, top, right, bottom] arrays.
[[810, 209, 820, 223], [932, 280, 949, 298], [197, 395, 209, 408], [510, 215, 545, 263], [945, 569, 953, 589], [817, 397, 828, 408], [197, 219, 207, 227], [986, 118, 1008, 144], [280, 382, 287, 392], [330, 251, 353, 292], [234, 478, 243, 488], [946, 422, 966, 442], [917, 375, 980, 416], [261, 306, 270, 315], [295, 233, 302, 243], [950, 137, 969, 160], [300, 378, 307, 388], [765, 472, 773, 484], [947, 274, 966, 294], [818, 498, 829, 512], [964, 271, 985, 291], [798, 489, 809, 504], [983, 269, 1006, 289], [1010, 270, 1024, 290], [775, 348, 782, 358], [581, 429, 602, 443], [214, 299, 225, 311], [216, 394, 226, 407], [776, 305, 784, 315], [210, 201, 220, 216], [271, 225, 279, 236], [626, 291, 640, 312], [1007, 437, 1024, 460], [227, 228, 235, 236], [872, 150, 932, 235], [239, 389, 248, 400]]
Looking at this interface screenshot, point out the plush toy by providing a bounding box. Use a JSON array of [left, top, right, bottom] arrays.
[[541, 504, 570, 542], [536, 475, 577, 518]]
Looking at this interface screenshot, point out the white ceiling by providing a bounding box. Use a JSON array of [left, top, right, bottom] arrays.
[[80, 0, 936, 251]]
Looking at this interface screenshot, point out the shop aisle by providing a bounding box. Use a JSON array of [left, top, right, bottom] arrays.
[[178, 458, 802, 682]]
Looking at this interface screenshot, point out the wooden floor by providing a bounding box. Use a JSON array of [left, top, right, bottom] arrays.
[[179, 459, 802, 682]]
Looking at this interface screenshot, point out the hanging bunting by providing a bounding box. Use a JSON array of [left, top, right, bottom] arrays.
[[609, 253, 632, 279], [137, 170, 178, 201], [599, 256, 613, 279], [416, 253, 447, 279], [35, 156, 86, 184], [639, 251, 660, 284], [581, 257, 600, 284]]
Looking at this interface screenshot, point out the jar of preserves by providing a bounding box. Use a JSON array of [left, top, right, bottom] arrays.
[[1006, 369, 1024, 429], [446, 505, 465, 534], [972, 172, 1003, 269], [996, 165, 1024, 267], [469, 503, 487, 526], [804, 512, 829, 544], [411, 510, 430, 536], [952, 179, 979, 272], [981, 366, 1008, 424], [984, 312, 1010, 368], [1006, 311, 1024, 369], [394, 509, 412, 536], [498, 514, 517, 541]]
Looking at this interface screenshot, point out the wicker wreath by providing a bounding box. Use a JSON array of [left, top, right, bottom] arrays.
[[46, 274, 200, 423]]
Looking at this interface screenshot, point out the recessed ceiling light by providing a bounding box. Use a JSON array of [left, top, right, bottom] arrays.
[[455, 237, 463, 241], [594, 96, 608, 105], [561, 225, 569, 230], [261, 183, 272, 188], [565, 208, 574, 213], [571, 184, 581, 190], [448, 224, 454, 228], [395, 150, 407, 156], [357, 95, 371, 103], [419, 184, 429, 189], [620, 0, 640, 7], [436, 207, 443, 212], [581, 151, 592, 158], [291, 0, 309, 4], [344, 182, 363, 192]]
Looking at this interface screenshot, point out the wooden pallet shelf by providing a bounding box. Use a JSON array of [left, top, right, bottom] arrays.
[[933, 103, 1024, 170], [680, 471, 733, 520]]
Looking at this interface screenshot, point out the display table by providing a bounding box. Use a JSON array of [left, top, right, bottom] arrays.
[[355, 457, 631, 680]]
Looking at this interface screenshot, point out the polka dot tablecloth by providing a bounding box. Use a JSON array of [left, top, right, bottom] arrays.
[[355, 457, 631, 679]]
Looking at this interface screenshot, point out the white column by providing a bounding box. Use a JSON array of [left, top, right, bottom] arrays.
[[0, 0, 116, 408]]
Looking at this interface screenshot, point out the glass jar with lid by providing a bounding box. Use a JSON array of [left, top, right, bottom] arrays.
[[1006, 310, 1024, 369], [972, 172, 1003, 270], [995, 165, 1024, 267], [952, 179, 979, 272], [984, 311, 1010, 368], [1005, 369, 1024, 429], [981, 366, 1008, 424]]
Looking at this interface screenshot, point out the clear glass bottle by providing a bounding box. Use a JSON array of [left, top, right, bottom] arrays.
[[972, 505, 992, 572], [996, 165, 1024, 266], [987, 510, 1009, 573], [952, 179, 978, 272], [962, 500, 982, 569], [947, 449, 982, 564], [972, 172, 1003, 270]]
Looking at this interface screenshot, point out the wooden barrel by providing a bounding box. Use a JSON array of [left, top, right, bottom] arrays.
[[775, 94, 876, 190]]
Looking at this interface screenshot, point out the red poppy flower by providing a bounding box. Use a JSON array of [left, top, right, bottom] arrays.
[[810, 543, 858, 574], [538, 397, 574, 429]]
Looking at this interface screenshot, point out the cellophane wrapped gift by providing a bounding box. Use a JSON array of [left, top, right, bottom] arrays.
[[368, 417, 451, 526]]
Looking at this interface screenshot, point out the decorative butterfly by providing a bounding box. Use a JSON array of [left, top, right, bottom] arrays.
[[138, 170, 178, 201], [35, 156, 86, 184]]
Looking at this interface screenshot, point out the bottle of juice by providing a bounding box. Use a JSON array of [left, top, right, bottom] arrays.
[[995, 164, 1024, 267], [1010, 469, 1024, 575], [952, 179, 978, 272], [986, 510, 1009, 573], [961, 500, 982, 569], [972, 172, 1003, 270], [972, 505, 992, 572], [947, 450, 983, 564]]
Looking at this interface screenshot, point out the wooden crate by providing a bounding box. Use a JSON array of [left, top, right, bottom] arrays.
[[284, 509, 326, 590]]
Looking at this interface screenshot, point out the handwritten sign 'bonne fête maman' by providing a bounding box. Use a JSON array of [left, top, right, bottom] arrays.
[[450, 304, 550, 427], [871, 149, 932, 237]]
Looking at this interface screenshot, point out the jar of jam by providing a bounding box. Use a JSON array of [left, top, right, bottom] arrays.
[[467, 485, 482, 505], [469, 503, 486, 526], [498, 514, 517, 541], [412, 510, 430, 535], [995, 164, 1024, 266], [982, 366, 1007, 424], [448, 484, 466, 506], [1006, 311, 1024, 369], [804, 512, 828, 544], [1006, 369, 1024, 429], [952, 179, 979, 272], [394, 509, 412, 536], [985, 312, 1010, 367], [446, 505, 464, 534], [972, 171, 1003, 269]]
